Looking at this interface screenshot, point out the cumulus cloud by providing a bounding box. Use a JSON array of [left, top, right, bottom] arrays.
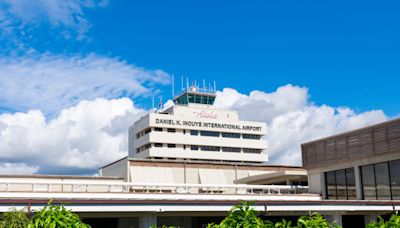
[[0, 162, 39, 174], [214, 85, 389, 166], [0, 0, 107, 41], [0, 97, 145, 175], [0, 53, 170, 116]]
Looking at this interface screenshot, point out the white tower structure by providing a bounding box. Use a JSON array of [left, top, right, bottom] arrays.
[[128, 83, 268, 163]]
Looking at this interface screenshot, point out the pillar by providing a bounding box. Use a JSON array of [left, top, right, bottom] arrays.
[[139, 214, 157, 228]]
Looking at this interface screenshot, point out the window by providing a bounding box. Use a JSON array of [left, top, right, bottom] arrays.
[[325, 171, 337, 199], [242, 134, 261, 140], [191, 145, 199, 151], [154, 143, 163, 147], [154, 128, 163, 132], [389, 160, 400, 200], [336, 169, 347, 199], [375, 162, 391, 200], [200, 131, 219, 137], [222, 147, 241, 153], [361, 165, 377, 200], [167, 128, 176, 133], [190, 130, 198, 136], [325, 168, 356, 200], [167, 144, 176, 148], [345, 168, 356, 199], [243, 148, 262, 154], [200, 146, 220, 151], [222, 132, 240, 138], [144, 128, 151, 134]]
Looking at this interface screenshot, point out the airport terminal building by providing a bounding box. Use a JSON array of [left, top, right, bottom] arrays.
[[0, 84, 399, 227]]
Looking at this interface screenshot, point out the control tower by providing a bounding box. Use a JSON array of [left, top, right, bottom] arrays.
[[128, 82, 268, 163]]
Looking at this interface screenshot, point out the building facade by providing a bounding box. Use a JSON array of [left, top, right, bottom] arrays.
[[128, 86, 268, 163], [302, 118, 400, 201]]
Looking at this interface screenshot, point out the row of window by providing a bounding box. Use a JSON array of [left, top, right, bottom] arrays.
[[325, 168, 356, 200], [136, 128, 262, 140], [325, 159, 400, 200], [136, 143, 262, 154], [361, 160, 400, 200]]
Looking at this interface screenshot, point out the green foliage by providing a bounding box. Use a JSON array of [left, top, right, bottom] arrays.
[[0, 207, 30, 228], [207, 201, 267, 228], [297, 212, 341, 228], [28, 200, 90, 228], [367, 212, 400, 228]]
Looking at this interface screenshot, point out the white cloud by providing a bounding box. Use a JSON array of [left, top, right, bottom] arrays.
[[0, 162, 39, 174], [0, 0, 107, 40], [215, 85, 389, 166], [0, 53, 170, 115], [0, 97, 145, 174]]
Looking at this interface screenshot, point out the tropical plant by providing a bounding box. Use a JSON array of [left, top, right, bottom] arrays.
[[0, 207, 30, 228], [28, 200, 90, 228], [297, 212, 341, 228], [207, 201, 267, 228], [366, 211, 400, 228]]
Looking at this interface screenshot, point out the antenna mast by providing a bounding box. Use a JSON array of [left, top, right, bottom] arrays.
[[171, 74, 175, 97]]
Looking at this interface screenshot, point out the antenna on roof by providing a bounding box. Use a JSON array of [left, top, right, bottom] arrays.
[[171, 74, 175, 97], [203, 79, 206, 90], [186, 77, 189, 90], [181, 75, 184, 91], [214, 80, 216, 93], [152, 95, 155, 112]]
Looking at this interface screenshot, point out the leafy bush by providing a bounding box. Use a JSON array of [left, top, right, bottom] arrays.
[[28, 201, 90, 228], [207, 201, 267, 228], [297, 212, 341, 228], [0, 208, 30, 228], [367, 212, 400, 228], [207, 202, 341, 228]]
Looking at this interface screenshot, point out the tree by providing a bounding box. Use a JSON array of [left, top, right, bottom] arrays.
[[0, 208, 30, 228], [28, 201, 90, 228]]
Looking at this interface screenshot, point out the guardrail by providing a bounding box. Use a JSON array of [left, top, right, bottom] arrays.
[[0, 179, 308, 195]]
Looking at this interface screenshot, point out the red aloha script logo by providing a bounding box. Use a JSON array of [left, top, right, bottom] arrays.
[[194, 110, 217, 119]]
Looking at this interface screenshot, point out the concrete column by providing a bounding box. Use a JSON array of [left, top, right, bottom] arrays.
[[364, 213, 378, 225], [354, 166, 363, 200], [139, 214, 157, 228], [331, 213, 342, 227]]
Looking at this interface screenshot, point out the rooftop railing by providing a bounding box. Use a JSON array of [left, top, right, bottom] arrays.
[[0, 179, 308, 195]]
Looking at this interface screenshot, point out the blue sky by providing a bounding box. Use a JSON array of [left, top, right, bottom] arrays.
[[2, 0, 398, 115], [0, 0, 398, 174]]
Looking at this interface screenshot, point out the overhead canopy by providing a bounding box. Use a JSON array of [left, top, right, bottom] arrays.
[[130, 166, 174, 184], [199, 169, 228, 185]]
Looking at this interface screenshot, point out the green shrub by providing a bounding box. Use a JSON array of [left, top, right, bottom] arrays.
[[0, 208, 30, 228], [367, 212, 400, 228], [297, 212, 341, 228], [28, 201, 90, 228]]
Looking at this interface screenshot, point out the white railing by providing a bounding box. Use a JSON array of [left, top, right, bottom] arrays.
[[0, 179, 308, 195]]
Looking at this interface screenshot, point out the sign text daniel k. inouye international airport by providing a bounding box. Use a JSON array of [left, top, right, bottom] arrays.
[[155, 118, 262, 132]]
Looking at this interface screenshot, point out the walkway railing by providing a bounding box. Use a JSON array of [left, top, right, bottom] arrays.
[[0, 179, 308, 195]]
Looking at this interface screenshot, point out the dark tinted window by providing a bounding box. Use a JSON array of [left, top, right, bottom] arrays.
[[154, 143, 163, 147], [200, 146, 220, 151], [346, 168, 357, 199], [389, 160, 400, 200], [190, 130, 198, 136], [243, 148, 262, 154], [191, 145, 199, 150], [326, 171, 337, 199], [336, 170, 347, 199], [167, 128, 176, 133], [167, 144, 176, 148], [221, 132, 240, 138], [154, 128, 163, 131], [242, 134, 261, 140], [200, 131, 219, 137], [222, 147, 241, 153], [375, 162, 391, 200], [361, 165, 377, 200]]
